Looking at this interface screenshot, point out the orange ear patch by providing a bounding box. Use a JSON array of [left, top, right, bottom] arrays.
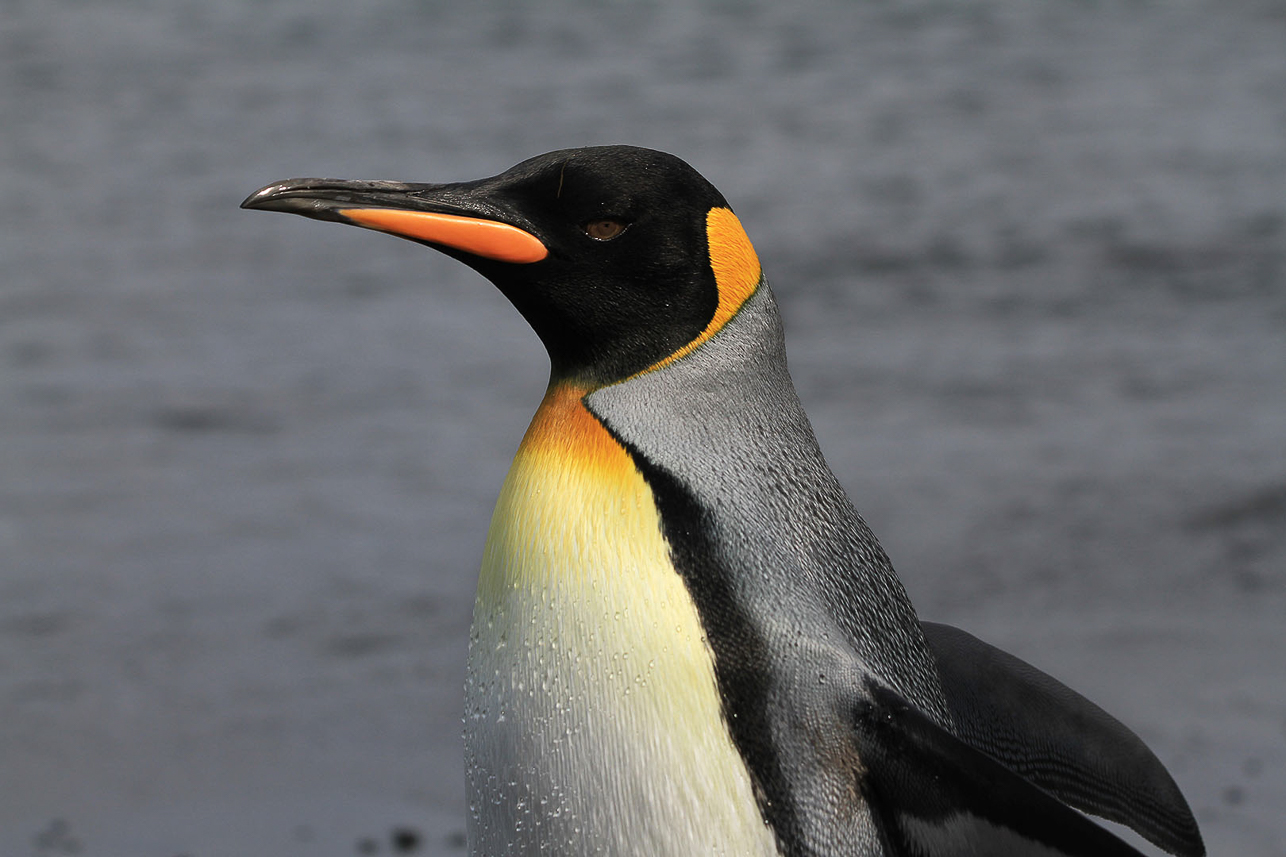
[[705, 207, 762, 334], [338, 208, 548, 264], [639, 207, 762, 375]]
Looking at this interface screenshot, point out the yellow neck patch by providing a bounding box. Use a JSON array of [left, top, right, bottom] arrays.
[[641, 207, 761, 375], [475, 382, 645, 605], [510, 381, 634, 483]]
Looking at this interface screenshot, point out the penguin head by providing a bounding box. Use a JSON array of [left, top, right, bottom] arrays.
[[243, 146, 762, 386]]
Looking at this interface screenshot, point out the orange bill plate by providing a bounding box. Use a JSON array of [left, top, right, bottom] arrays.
[[338, 208, 548, 264]]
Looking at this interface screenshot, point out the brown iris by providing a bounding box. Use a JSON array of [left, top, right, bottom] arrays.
[[583, 219, 627, 240]]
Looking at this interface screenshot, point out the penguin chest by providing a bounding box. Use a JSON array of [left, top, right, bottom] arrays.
[[463, 388, 779, 857]]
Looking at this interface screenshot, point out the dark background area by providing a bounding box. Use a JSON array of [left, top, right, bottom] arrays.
[[2, 2, 1283, 854]]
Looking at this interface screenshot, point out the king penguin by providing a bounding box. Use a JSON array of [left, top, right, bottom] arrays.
[[243, 145, 1205, 857]]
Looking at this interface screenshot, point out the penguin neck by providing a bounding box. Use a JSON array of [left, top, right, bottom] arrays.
[[473, 379, 630, 605], [586, 284, 951, 725]]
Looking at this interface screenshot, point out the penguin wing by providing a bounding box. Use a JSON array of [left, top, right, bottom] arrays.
[[920, 621, 1205, 857], [855, 681, 1150, 857]]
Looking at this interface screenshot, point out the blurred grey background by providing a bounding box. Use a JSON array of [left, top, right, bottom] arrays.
[[2, 1, 1284, 855]]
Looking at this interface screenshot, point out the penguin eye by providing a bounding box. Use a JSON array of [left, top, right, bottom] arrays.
[[582, 219, 628, 241]]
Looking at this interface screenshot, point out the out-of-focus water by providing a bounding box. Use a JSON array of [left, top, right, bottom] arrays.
[[2, 2, 1284, 854]]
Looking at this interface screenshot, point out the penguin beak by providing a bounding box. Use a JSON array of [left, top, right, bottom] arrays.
[[240, 178, 549, 264]]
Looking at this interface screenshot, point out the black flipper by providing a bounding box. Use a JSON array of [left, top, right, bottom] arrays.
[[856, 681, 1149, 856], [921, 621, 1204, 857]]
